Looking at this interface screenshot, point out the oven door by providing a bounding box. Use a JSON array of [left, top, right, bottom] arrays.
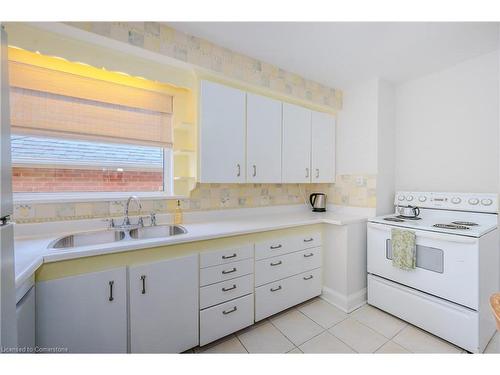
[[367, 222, 479, 310]]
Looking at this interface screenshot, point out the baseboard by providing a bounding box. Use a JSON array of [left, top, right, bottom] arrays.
[[321, 287, 367, 313]]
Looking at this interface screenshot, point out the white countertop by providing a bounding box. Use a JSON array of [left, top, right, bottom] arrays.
[[14, 205, 372, 288]]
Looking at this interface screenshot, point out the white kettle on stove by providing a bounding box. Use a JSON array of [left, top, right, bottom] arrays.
[[396, 205, 420, 218]]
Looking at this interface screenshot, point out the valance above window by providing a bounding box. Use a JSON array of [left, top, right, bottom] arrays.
[[9, 61, 174, 148]]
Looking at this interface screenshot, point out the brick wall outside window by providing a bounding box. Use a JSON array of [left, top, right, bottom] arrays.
[[13, 167, 163, 192]]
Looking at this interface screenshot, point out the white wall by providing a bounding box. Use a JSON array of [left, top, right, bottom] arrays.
[[337, 78, 378, 175], [395, 52, 499, 193], [337, 78, 396, 215], [376, 81, 396, 215]]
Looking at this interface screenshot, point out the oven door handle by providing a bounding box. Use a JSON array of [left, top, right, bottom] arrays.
[[368, 223, 478, 244]]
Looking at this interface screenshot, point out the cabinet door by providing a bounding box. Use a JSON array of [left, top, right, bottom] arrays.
[[129, 254, 199, 353], [36, 267, 127, 353], [246, 93, 282, 182], [311, 111, 336, 182], [199, 80, 246, 183], [282, 103, 311, 183]]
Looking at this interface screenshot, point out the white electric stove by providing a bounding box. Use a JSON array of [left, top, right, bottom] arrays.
[[367, 191, 499, 353]]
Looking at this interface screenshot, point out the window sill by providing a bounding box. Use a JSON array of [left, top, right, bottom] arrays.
[[13, 192, 186, 205]]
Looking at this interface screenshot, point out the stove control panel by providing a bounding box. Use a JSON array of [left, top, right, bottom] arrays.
[[394, 192, 498, 213]]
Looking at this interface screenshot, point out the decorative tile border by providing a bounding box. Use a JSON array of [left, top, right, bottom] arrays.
[[64, 22, 342, 110]]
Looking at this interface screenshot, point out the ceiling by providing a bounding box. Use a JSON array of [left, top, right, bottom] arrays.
[[168, 22, 499, 89]]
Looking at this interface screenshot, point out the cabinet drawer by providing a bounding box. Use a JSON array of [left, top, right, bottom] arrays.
[[200, 245, 253, 268], [255, 268, 322, 321], [200, 294, 254, 346], [255, 247, 322, 286], [255, 237, 294, 260], [292, 232, 321, 250], [200, 258, 254, 287], [200, 274, 254, 310]]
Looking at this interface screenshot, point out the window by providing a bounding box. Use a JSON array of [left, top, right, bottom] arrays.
[[9, 53, 174, 197], [12, 135, 171, 193]]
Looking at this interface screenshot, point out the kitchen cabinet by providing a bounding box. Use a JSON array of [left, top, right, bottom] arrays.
[[311, 111, 336, 183], [282, 102, 312, 183], [199, 244, 255, 346], [199, 80, 246, 183], [36, 267, 127, 353], [129, 254, 199, 353], [246, 93, 282, 182]]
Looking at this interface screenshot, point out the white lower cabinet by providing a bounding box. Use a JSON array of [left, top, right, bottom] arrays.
[[255, 268, 322, 321], [200, 294, 254, 346], [36, 267, 128, 353], [129, 255, 199, 353]]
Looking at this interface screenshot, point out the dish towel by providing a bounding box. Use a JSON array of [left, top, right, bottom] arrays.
[[391, 228, 416, 270]]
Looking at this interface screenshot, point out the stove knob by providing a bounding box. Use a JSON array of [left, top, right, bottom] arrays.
[[481, 198, 493, 206], [406, 195, 414, 202], [418, 196, 427, 202], [397, 195, 405, 201], [451, 197, 461, 204], [468, 198, 479, 205]]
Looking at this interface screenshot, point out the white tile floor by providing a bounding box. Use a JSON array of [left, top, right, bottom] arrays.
[[192, 297, 500, 354]]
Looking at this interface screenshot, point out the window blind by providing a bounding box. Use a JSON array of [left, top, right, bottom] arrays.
[[9, 61, 173, 147]]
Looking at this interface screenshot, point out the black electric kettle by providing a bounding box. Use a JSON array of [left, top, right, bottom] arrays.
[[309, 193, 327, 212]]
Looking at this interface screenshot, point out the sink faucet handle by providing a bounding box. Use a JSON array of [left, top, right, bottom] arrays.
[[150, 212, 157, 226], [138, 216, 145, 227], [103, 218, 115, 229]]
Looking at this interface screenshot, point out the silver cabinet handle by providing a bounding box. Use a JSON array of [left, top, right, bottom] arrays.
[[222, 253, 237, 259], [304, 238, 314, 242], [305, 167, 309, 178], [270, 285, 282, 292], [222, 284, 237, 292], [252, 165, 257, 177], [222, 306, 238, 315], [237, 164, 241, 177], [270, 244, 282, 250], [140, 275, 146, 294], [108, 281, 114, 302], [303, 275, 314, 280], [304, 253, 314, 258], [222, 267, 237, 274], [270, 260, 282, 266], [315, 168, 319, 178]]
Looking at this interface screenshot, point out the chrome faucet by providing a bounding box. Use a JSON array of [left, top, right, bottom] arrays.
[[124, 196, 142, 226]]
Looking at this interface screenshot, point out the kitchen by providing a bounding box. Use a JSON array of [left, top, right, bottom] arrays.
[[1, 2, 500, 372]]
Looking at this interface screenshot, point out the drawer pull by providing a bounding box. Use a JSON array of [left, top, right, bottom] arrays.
[[222, 306, 238, 315], [222, 267, 237, 275], [270, 260, 282, 266], [303, 253, 314, 258], [303, 275, 314, 280], [222, 253, 237, 259], [222, 284, 237, 292], [270, 285, 282, 292], [304, 238, 314, 242], [270, 244, 282, 250]]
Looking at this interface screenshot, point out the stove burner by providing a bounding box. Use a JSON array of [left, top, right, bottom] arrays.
[[433, 224, 470, 230], [452, 221, 478, 226], [384, 217, 405, 222], [396, 215, 422, 220]]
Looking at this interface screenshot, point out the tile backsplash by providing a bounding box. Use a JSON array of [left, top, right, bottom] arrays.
[[13, 175, 376, 223]]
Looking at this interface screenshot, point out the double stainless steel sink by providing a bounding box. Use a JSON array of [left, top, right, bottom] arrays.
[[49, 224, 187, 250]]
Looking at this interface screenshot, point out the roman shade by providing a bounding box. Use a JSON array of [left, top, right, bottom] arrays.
[[9, 61, 174, 147]]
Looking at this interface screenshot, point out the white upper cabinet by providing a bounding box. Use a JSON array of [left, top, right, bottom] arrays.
[[311, 111, 336, 183], [246, 93, 282, 183], [129, 255, 199, 353], [199, 80, 246, 183], [282, 103, 312, 183]]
